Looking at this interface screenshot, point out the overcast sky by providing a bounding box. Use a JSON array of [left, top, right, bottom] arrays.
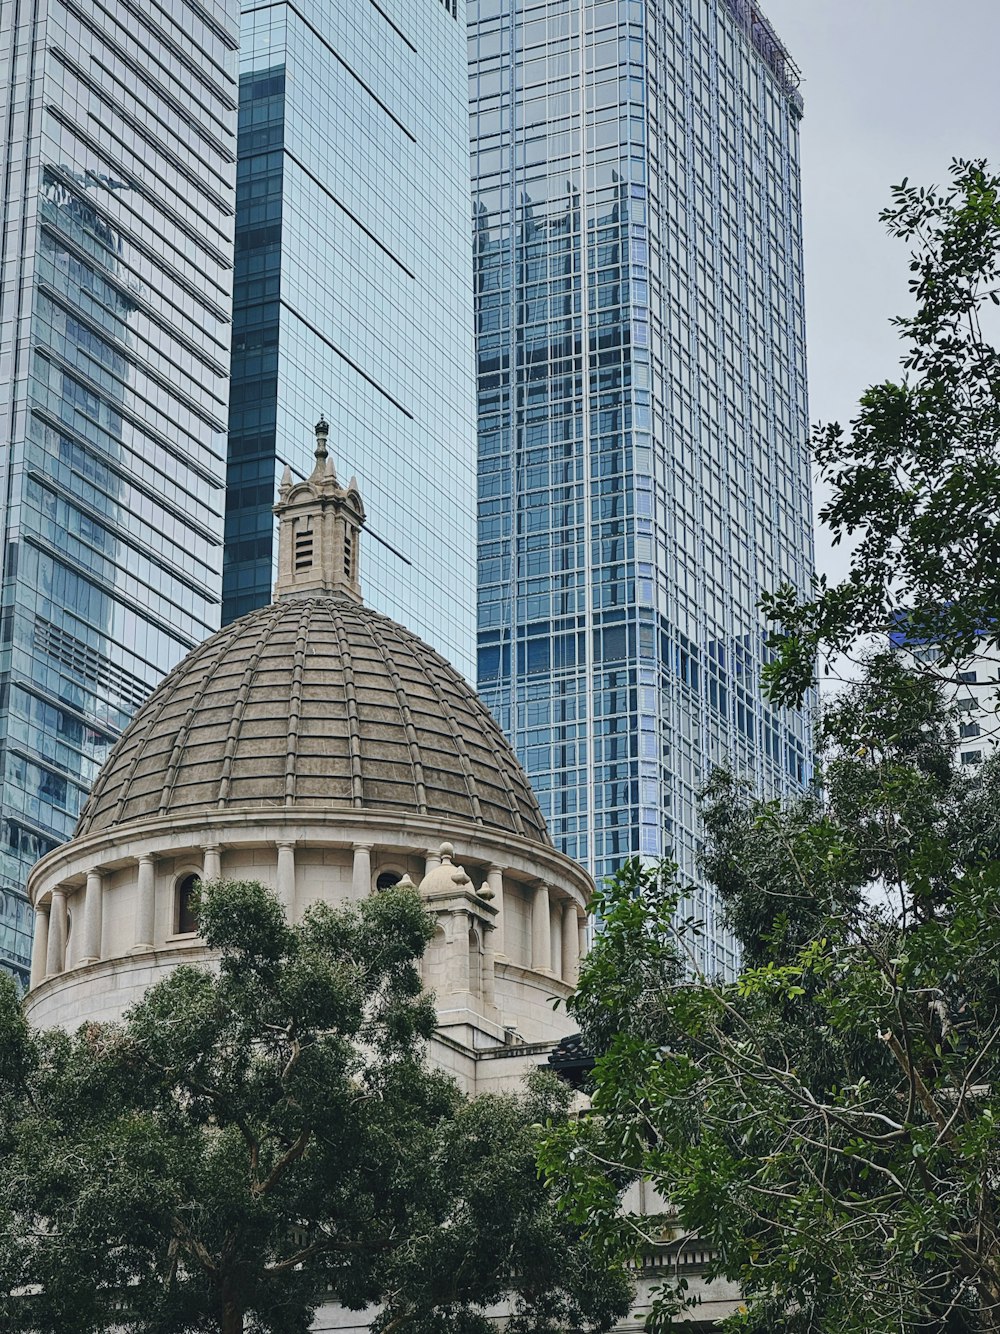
[[759, 0, 999, 578]]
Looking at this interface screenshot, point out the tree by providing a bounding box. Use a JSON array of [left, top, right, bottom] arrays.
[[763, 159, 1000, 707], [541, 655, 1000, 1332], [0, 880, 631, 1334], [539, 161, 1000, 1330]]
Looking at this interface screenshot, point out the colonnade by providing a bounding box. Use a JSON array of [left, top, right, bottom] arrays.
[[28, 839, 585, 992]]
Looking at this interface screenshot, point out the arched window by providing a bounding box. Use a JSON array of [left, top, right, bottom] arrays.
[[376, 870, 402, 892], [176, 873, 200, 935]]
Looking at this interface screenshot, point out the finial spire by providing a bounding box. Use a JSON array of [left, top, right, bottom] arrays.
[[311, 416, 334, 482], [273, 418, 365, 603], [315, 416, 329, 456]]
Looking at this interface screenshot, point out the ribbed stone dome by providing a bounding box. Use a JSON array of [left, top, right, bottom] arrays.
[[77, 595, 549, 844]]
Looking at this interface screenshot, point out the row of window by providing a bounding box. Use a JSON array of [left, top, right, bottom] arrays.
[[173, 866, 404, 937]]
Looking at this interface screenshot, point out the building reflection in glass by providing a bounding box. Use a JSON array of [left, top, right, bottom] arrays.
[[0, 0, 240, 985], [224, 0, 477, 682], [471, 0, 815, 976]]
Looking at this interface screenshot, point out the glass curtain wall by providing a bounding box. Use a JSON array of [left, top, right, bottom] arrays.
[[0, 0, 239, 984], [471, 0, 814, 975], [225, 0, 477, 682]]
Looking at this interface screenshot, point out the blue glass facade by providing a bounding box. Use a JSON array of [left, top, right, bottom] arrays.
[[471, 0, 814, 974], [225, 0, 477, 680], [0, 0, 239, 983]]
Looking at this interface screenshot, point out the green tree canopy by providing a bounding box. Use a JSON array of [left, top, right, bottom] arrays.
[[542, 655, 1000, 1332], [763, 158, 1000, 707], [541, 157, 1000, 1332], [0, 880, 631, 1334]]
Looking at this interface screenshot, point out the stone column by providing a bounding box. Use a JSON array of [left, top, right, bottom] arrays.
[[202, 843, 222, 882], [482, 920, 497, 1011], [451, 914, 471, 995], [486, 864, 505, 958], [550, 898, 562, 976], [29, 904, 49, 989], [561, 902, 579, 984], [46, 888, 68, 978], [79, 869, 103, 964], [276, 841, 296, 918], [352, 842, 373, 897], [134, 855, 156, 951], [531, 883, 552, 974], [578, 916, 589, 967], [424, 846, 443, 877]]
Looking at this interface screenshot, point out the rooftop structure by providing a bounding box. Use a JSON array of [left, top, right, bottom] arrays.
[[26, 423, 586, 1075], [79, 424, 547, 846]]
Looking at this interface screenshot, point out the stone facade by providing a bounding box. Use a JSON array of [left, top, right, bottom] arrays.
[[22, 422, 737, 1325], [25, 423, 585, 1092], [26, 814, 586, 1087]]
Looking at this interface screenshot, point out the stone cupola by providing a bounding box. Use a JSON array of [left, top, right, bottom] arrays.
[[273, 417, 365, 602]]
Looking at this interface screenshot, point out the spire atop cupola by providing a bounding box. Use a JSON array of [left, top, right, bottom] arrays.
[[310, 415, 333, 481], [273, 417, 365, 602]]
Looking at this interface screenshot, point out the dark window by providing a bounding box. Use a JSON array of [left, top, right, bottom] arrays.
[[295, 525, 313, 571], [376, 871, 402, 892], [176, 874, 200, 934]]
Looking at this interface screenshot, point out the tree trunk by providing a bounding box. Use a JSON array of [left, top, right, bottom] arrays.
[[222, 1300, 243, 1334]]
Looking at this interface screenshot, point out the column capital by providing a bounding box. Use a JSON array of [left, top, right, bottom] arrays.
[[137, 851, 157, 865], [275, 838, 298, 850], [352, 840, 375, 852]]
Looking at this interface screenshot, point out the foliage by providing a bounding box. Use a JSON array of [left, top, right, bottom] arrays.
[[763, 158, 1000, 706], [541, 657, 1000, 1333], [0, 880, 631, 1334]]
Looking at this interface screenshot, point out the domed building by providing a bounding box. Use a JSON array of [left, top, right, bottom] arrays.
[[23, 421, 590, 1093], [21, 421, 742, 1328]]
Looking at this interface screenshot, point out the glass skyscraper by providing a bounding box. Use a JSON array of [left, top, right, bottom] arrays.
[[225, 0, 477, 680], [0, 0, 239, 984], [470, 0, 813, 974]]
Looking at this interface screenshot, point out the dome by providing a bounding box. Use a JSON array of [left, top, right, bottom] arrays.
[[76, 594, 549, 844], [27, 423, 589, 1069]]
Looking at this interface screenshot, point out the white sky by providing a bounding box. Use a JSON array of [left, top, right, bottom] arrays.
[[759, 0, 1000, 581]]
